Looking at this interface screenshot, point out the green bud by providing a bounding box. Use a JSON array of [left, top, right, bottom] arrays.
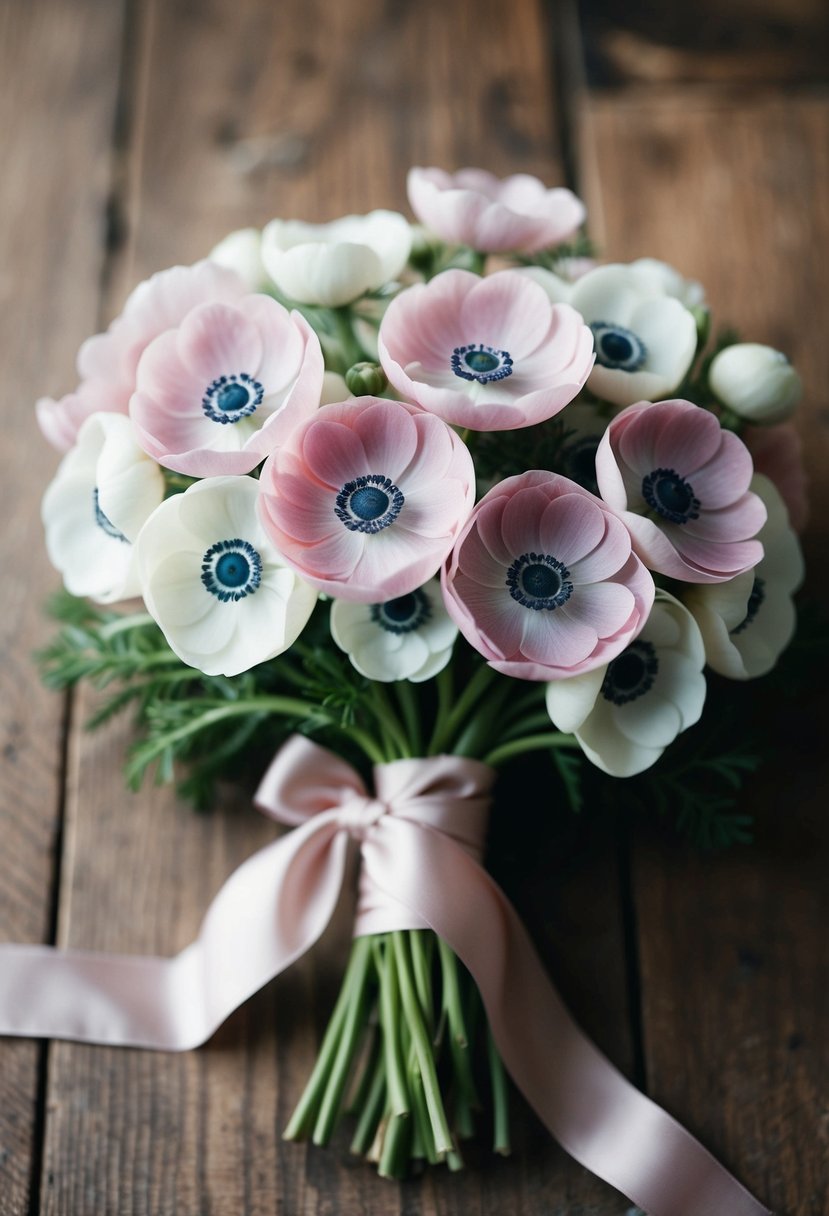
[[345, 361, 388, 397]]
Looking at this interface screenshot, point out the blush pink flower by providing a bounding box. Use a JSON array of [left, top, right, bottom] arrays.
[[378, 269, 594, 432], [36, 261, 248, 451], [258, 397, 475, 603], [595, 399, 766, 583], [742, 423, 809, 533], [407, 168, 586, 253], [129, 295, 324, 476], [442, 471, 655, 680]]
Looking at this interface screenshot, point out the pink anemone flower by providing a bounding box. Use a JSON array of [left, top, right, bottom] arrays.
[[258, 397, 475, 603], [36, 261, 248, 451], [407, 167, 586, 254], [378, 269, 594, 432], [442, 471, 655, 681], [129, 294, 324, 477], [595, 399, 766, 583]]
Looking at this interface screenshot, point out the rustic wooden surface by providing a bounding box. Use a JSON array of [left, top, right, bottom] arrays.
[[0, 0, 826, 1213]]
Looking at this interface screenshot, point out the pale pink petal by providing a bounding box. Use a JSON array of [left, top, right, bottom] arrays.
[[651, 402, 724, 473], [460, 273, 553, 358], [560, 580, 635, 635], [450, 576, 524, 658], [355, 401, 419, 482], [520, 608, 597, 667], [682, 492, 766, 542], [135, 331, 206, 412], [689, 430, 754, 507], [261, 474, 337, 542], [568, 514, 632, 584], [236, 294, 304, 389], [537, 493, 608, 567], [176, 302, 263, 384], [456, 526, 507, 588], [301, 419, 368, 488]]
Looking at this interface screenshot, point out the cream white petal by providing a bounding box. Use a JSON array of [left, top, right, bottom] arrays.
[[545, 665, 605, 733], [575, 696, 661, 778]]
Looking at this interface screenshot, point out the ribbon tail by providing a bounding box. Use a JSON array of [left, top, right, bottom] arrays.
[[0, 812, 349, 1051], [365, 820, 772, 1216]]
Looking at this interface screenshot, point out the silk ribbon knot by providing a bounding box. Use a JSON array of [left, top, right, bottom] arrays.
[[0, 735, 771, 1216]]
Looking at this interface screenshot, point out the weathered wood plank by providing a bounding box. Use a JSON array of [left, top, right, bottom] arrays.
[[579, 0, 829, 88], [37, 0, 633, 1212], [0, 1, 126, 1212], [582, 89, 829, 1213]]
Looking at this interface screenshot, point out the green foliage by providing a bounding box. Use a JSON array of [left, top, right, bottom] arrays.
[[552, 747, 584, 815], [621, 723, 761, 849], [37, 590, 375, 809], [471, 416, 575, 484]]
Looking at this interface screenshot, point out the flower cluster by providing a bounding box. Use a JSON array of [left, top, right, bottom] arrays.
[[40, 165, 806, 779]]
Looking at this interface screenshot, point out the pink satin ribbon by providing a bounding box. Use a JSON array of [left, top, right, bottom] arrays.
[[0, 736, 771, 1216]]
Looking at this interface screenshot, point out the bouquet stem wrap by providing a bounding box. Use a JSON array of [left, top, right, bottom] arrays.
[[0, 736, 770, 1216]]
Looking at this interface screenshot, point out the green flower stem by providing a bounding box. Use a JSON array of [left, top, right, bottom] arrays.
[[331, 305, 364, 369], [134, 695, 387, 767], [427, 665, 455, 755], [407, 1050, 442, 1164], [430, 663, 497, 755], [499, 709, 559, 742], [283, 939, 364, 1140], [438, 939, 478, 1127], [373, 936, 410, 1120], [350, 1046, 386, 1157], [450, 676, 513, 758], [487, 1025, 511, 1156], [369, 683, 411, 759], [482, 731, 577, 768], [378, 1109, 412, 1180], [394, 679, 423, 757], [312, 936, 374, 1144], [391, 931, 454, 1156], [409, 931, 435, 1037]]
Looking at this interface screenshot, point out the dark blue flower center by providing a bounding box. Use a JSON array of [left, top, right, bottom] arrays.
[[451, 343, 513, 384], [642, 468, 700, 525], [201, 538, 262, 602], [202, 373, 264, 424], [93, 488, 129, 543], [370, 589, 432, 635], [601, 639, 659, 705], [562, 435, 601, 496], [731, 576, 766, 635], [590, 322, 647, 372], [506, 553, 573, 611], [335, 474, 404, 534]]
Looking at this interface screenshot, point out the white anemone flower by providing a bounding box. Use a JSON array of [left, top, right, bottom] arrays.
[[208, 227, 268, 291], [628, 258, 706, 310], [546, 591, 706, 777], [136, 476, 317, 676], [558, 399, 617, 496], [261, 211, 412, 308], [522, 262, 698, 407], [684, 475, 804, 679], [42, 412, 165, 604], [330, 578, 457, 682]]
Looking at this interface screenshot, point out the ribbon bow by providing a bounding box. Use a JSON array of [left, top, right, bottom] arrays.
[[0, 736, 770, 1216]]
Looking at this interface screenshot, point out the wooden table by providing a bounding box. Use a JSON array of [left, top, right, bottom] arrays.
[[1, 1, 826, 1212]]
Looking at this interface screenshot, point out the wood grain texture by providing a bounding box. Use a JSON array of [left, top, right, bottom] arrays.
[[37, 0, 631, 1213], [580, 88, 829, 1213], [0, 1, 125, 1211]]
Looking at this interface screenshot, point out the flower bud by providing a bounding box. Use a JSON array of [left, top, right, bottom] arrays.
[[709, 343, 802, 424], [345, 361, 388, 397]]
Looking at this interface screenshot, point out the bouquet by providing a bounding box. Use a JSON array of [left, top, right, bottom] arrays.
[[3, 166, 806, 1212]]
